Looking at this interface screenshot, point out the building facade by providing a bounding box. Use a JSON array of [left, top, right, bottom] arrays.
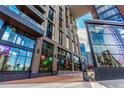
[[0, 5, 81, 81], [85, 20, 124, 80], [93, 5, 124, 21]]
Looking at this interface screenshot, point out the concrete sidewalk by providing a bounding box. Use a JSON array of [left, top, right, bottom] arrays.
[[0, 76, 106, 88]]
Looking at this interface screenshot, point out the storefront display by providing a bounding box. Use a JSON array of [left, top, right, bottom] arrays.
[[73, 55, 81, 71], [57, 48, 72, 71], [39, 41, 54, 72], [0, 44, 33, 71]]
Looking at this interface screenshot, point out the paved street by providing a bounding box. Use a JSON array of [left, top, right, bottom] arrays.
[[98, 79, 124, 88]]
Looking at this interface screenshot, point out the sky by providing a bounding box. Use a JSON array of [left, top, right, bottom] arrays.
[[76, 12, 93, 29], [76, 12, 93, 52]]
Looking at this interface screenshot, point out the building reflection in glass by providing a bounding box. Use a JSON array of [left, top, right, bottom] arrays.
[[87, 23, 124, 67]]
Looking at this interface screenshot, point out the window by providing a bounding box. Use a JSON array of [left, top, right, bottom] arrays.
[[59, 18, 62, 30], [76, 45, 79, 54], [57, 48, 72, 71], [0, 19, 4, 30], [6, 5, 20, 14], [72, 42, 75, 52], [59, 31, 63, 45], [29, 39, 35, 49], [2, 26, 17, 43], [39, 41, 54, 72], [1, 46, 33, 71], [66, 37, 69, 49], [46, 21, 53, 39], [48, 8, 54, 21], [16, 34, 24, 45], [2, 25, 35, 49], [59, 7, 63, 17], [73, 55, 80, 71], [87, 23, 124, 68]]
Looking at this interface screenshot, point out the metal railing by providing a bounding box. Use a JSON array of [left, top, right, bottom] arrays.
[[26, 5, 45, 20], [5, 5, 44, 31]]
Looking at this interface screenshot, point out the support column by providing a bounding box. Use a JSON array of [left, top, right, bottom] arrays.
[[31, 37, 42, 74], [71, 53, 75, 71], [52, 45, 58, 75]]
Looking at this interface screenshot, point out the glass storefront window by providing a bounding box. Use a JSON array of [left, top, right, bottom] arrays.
[[39, 41, 54, 72], [87, 23, 124, 68], [15, 56, 26, 71], [0, 44, 33, 71], [57, 48, 72, 71], [29, 39, 35, 49], [0, 45, 11, 70], [73, 55, 80, 71], [25, 57, 32, 71]]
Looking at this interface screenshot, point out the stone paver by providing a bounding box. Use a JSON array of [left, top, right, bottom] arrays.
[[1, 76, 83, 84], [98, 79, 124, 88], [0, 82, 93, 88], [0, 76, 106, 88]]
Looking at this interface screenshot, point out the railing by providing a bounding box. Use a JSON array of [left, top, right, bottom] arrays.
[[26, 5, 45, 20], [40, 5, 47, 12], [5, 5, 44, 31]]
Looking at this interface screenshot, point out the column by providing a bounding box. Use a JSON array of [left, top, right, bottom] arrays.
[[52, 44, 58, 75], [31, 37, 43, 74]]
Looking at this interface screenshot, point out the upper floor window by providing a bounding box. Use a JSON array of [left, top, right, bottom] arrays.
[[0, 19, 4, 30], [66, 36, 69, 49], [46, 21, 53, 39], [96, 5, 114, 14], [72, 42, 75, 52], [59, 18, 62, 30], [6, 5, 20, 14], [59, 7, 63, 17], [48, 8, 54, 21], [59, 31, 63, 45], [2, 25, 35, 49]]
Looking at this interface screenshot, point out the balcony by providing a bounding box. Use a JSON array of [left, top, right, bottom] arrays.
[[0, 5, 44, 36], [35, 5, 46, 13], [25, 5, 46, 20], [17, 5, 46, 23]]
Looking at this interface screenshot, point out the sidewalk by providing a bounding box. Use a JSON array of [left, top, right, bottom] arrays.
[[0, 76, 106, 88], [1, 76, 83, 84], [90, 82, 106, 88]]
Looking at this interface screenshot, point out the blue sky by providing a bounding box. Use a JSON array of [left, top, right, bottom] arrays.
[[76, 12, 93, 29]]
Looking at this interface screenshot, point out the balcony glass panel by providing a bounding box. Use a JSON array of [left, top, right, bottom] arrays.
[[5, 5, 44, 30]]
